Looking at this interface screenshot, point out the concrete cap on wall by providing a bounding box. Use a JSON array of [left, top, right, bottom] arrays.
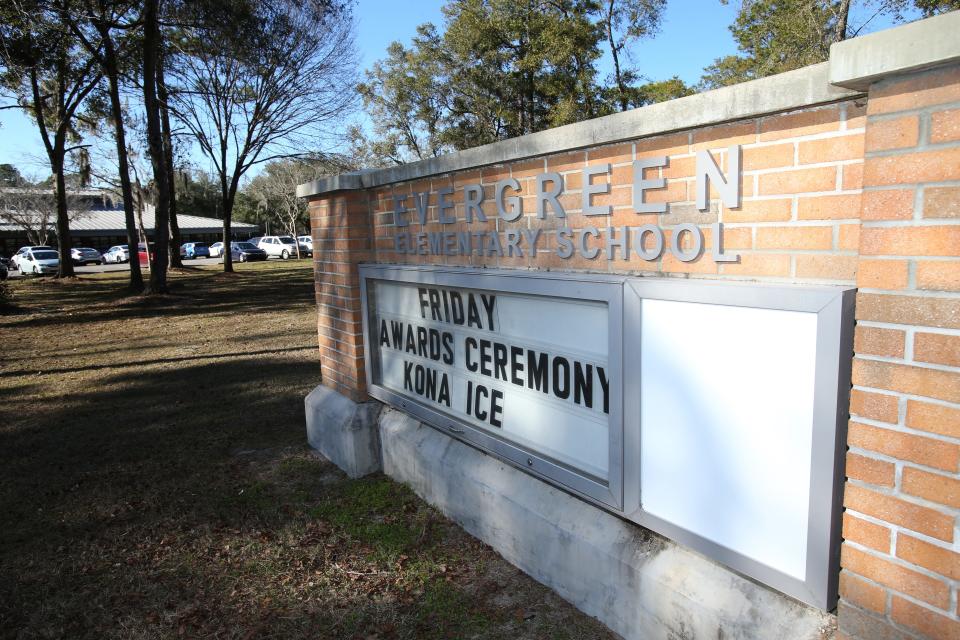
[[829, 10, 960, 91]]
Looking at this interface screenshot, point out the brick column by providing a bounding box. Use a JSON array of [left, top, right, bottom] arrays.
[[308, 190, 373, 402], [839, 65, 960, 640]]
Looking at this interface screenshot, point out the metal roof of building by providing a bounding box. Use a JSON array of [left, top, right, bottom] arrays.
[[1, 209, 257, 233]]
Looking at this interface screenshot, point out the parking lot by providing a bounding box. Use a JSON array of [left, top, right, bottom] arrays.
[[4, 256, 309, 278]]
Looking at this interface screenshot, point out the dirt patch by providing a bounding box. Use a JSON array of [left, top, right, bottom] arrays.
[[0, 261, 615, 640]]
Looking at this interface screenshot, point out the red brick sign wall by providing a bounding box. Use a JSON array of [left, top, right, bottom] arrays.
[[306, 61, 960, 640]]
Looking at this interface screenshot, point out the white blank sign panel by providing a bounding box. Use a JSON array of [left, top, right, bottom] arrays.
[[640, 299, 818, 580]]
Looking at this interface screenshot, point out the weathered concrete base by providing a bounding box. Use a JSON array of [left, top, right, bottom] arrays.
[[379, 409, 836, 640], [304, 385, 382, 478]]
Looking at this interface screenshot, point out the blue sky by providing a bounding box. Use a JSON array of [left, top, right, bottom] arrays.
[[0, 0, 915, 177]]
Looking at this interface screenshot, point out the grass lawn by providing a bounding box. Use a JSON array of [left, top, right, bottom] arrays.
[[0, 261, 614, 640]]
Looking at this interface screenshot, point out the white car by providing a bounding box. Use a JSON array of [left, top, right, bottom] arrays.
[[208, 242, 225, 257], [19, 248, 60, 275], [103, 245, 130, 263], [257, 235, 299, 259], [11, 245, 54, 270], [297, 235, 313, 257]]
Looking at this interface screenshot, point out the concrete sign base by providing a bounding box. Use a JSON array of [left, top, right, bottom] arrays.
[[304, 385, 382, 478]]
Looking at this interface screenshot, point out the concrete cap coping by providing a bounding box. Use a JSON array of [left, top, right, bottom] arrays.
[[297, 62, 858, 197], [829, 10, 960, 91]]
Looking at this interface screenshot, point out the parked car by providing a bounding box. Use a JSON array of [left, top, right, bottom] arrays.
[[256, 235, 299, 259], [180, 242, 210, 259], [11, 245, 54, 270], [247, 237, 263, 248], [70, 247, 103, 265], [228, 241, 267, 263], [19, 248, 60, 275], [297, 235, 313, 257], [0, 255, 10, 268], [137, 243, 155, 266], [208, 242, 225, 258], [103, 245, 129, 263]]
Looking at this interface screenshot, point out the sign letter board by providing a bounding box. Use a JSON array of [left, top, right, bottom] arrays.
[[359, 265, 627, 509], [359, 264, 853, 611]]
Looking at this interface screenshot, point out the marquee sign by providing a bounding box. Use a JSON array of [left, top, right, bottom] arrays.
[[358, 264, 854, 610], [361, 266, 625, 507]]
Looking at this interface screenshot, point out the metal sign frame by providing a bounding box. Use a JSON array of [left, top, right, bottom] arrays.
[[620, 278, 855, 610], [357, 263, 854, 611], [359, 263, 630, 510]]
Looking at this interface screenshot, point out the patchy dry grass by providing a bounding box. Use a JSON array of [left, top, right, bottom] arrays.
[[0, 261, 614, 640]]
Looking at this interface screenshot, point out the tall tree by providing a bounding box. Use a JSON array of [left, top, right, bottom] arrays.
[[66, 0, 145, 291], [243, 157, 349, 247], [441, 0, 605, 147], [356, 26, 450, 164], [167, 0, 357, 272], [0, 0, 102, 278], [141, 0, 170, 292], [596, 0, 667, 111], [156, 42, 181, 269]]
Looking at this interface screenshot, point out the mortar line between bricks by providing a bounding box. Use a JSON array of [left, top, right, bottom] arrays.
[[859, 218, 960, 227], [855, 287, 960, 299], [844, 507, 960, 554], [847, 413, 960, 446], [850, 383, 960, 409], [863, 178, 960, 190], [866, 99, 960, 122], [846, 449, 960, 489], [847, 448, 957, 478], [856, 353, 960, 374], [888, 589, 960, 624], [865, 140, 960, 159], [841, 537, 957, 597], [857, 255, 959, 262]]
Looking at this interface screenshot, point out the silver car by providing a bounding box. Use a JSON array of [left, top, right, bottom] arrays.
[[71, 247, 103, 265], [256, 235, 299, 259]]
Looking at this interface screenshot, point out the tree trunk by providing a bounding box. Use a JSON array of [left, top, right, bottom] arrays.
[[158, 46, 182, 268], [221, 187, 234, 273], [835, 0, 851, 42], [100, 26, 143, 292], [52, 148, 75, 278], [142, 0, 170, 293], [607, 0, 628, 111]]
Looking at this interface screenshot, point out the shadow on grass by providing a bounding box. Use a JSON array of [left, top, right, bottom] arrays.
[[2, 265, 315, 329], [0, 345, 315, 379]]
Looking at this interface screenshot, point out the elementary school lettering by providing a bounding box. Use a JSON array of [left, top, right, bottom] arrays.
[[392, 145, 743, 264]]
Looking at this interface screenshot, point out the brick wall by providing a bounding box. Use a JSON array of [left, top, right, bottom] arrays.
[[307, 61, 960, 640], [368, 100, 866, 285], [308, 192, 372, 402], [838, 65, 960, 640]]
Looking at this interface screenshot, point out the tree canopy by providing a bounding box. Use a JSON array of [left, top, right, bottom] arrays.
[[353, 0, 687, 165], [700, 0, 960, 89]]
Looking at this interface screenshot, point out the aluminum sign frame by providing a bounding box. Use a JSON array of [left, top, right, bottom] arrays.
[[358, 264, 854, 611], [621, 278, 855, 610], [359, 264, 630, 510]]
